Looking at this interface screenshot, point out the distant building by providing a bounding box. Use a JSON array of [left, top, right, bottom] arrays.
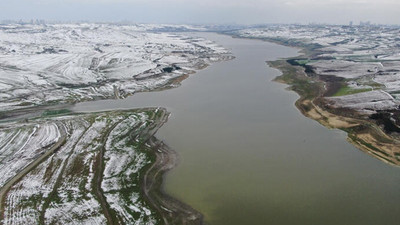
[[360, 21, 371, 26], [349, 21, 353, 26]]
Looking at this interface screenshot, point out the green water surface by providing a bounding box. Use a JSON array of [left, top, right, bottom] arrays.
[[74, 33, 400, 225]]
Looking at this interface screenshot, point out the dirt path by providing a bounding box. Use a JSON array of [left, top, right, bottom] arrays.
[[139, 109, 204, 225], [0, 124, 67, 220], [38, 125, 91, 224], [142, 137, 204, 225], [93, 118, 127, 225], [270, 58, 400, 166]]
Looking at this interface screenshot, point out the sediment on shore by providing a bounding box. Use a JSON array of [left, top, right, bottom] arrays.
[[141, 137, 204, 225], [268, 56, 400, 166], [139, 111, 204, 225]]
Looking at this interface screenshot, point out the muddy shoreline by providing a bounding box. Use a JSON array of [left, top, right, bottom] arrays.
[[142, 138, 204, 225], [264, 41, 400, 166], [0, 106, 205, 224], [139, 111, 204, 225], [0, 43, 232, 224], [2, 32, 398, 225]]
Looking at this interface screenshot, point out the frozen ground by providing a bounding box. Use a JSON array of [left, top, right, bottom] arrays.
[[0, 23, 231, 112], [235, 25, 400, 115], [0, 23, 234, 224], [0, 108, 168, 225]]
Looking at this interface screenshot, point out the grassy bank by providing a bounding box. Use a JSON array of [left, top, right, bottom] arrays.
[[265, 42, 400, 166], [0, 108, 203, 225]]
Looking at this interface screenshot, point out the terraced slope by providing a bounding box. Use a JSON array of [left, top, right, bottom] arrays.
[[0, 23, 232, 113], [0, 108, 177, 225], [233, 25, 400, 166]]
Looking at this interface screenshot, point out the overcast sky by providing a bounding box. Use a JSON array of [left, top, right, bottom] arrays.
[[1, 0, 400, 25]]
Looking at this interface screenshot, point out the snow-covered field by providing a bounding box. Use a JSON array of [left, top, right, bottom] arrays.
[[235, 25, 400, 114], [0, 23, 231, 112], [0, 121, 61, 186], [0, 23, 234, 224], [1, 108, 168, 225], [327, 90, 398, 113]]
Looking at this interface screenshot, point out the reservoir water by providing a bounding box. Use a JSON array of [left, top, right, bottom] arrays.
[[73, 33, 400, 225]]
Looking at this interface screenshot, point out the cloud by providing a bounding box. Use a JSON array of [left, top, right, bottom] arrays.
[[2, 0, 400, 24], [283, 0, 400, 5]]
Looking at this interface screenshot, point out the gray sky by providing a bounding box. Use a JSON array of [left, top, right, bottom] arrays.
[[1, 0, 400, 25]]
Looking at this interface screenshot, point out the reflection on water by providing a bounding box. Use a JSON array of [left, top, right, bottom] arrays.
[[73, 33, 400, 225]]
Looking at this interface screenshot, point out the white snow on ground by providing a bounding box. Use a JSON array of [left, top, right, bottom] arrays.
[[327, 90, 398, 113], [0, 122, 61, 187], [308, 60, 382, 79], [101, 113, 156, 224], [45, 199, 106, 225], [235, 25, 400, 113], [0, 23, 231, 111], [1, 109, 162, 225]]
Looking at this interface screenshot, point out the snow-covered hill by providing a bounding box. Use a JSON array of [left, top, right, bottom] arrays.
[[0, 23, 231, 112]]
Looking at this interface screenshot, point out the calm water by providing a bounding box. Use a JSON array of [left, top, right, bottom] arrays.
[[73, 33, 400, 225]]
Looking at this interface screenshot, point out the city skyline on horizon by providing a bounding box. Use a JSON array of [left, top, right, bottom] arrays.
[[1, 0, 400, 25]]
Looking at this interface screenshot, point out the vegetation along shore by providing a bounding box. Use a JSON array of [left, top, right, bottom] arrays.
[[229, 25, 400, 166]]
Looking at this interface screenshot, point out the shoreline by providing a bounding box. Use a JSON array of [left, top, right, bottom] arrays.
[[2, 31, 398, 224], [0, 57, 234, 124], [0, 107, 204, 224], [131, 107, 204, 225], [141, 137, 204, 225], [0, 31, 233, 224], [122, 34, 400, 225], [263, 41, 400, 166]]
